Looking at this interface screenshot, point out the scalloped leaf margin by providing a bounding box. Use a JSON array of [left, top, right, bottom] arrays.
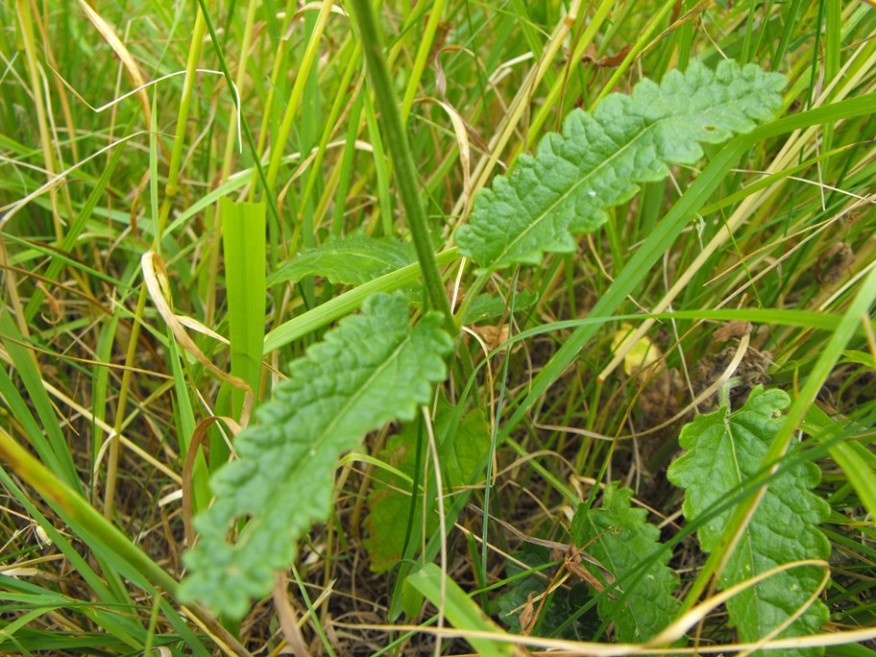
[[179, 292, 452, 619], [571, 482, 681, 642], [455, 60, 786, 270], [667, 386, 830, 657]]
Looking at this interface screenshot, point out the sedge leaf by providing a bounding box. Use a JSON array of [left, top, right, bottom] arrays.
[[571, 483, 680, 642], [455, 61, 785, 269], [667, 387, 830, 657], [179, 293, 452, 618], [266, 236, 414, 287]]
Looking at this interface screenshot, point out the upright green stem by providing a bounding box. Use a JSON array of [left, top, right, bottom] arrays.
[[157, 8, 207, 241], [347, 0, 454, 331]]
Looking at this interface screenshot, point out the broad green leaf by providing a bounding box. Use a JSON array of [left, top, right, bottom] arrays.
[[455, 61, 785, 270], [570, 483, 680, 642], [364, 397, 490, 572], [462, 290, 538, 325], [266, 236, 414, 287], [667, 387, 830, 657], [179, 293, 452, 618]]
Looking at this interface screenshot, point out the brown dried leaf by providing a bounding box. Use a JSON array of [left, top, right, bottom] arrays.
[[470, 324, 509, 351], [713, 320, 753, 343]]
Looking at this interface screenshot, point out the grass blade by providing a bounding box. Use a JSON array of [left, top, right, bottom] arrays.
[[220, 197, 266, 419]]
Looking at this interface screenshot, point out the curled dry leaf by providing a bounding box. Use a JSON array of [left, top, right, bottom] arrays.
[[469, 324, 510, 351]]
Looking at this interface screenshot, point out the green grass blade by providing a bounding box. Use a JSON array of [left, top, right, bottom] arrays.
[[0, 312, 79, 489], [22, 134, 127, 323], [220, 197, 266, 418], [804, 405, 876, 519], [264, 247, 459, 353], [406, 563, 521, 657]]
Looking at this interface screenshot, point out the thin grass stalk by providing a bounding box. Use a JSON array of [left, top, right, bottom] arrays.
[[252, 0, 297, 191], [592, 0, 677, 105], [400, 0, 447, 121], [452, 0, 585, 227], [296, 43, 362, 237], [0, 428, 254, 656], [219, 0, 259, 184], [194, 0, 281, 227], [264, 0, 336, 193], [204, 0, 261, 325], [347, 0, 454, 327], [102, 286, 147, 519], [16, 0, 62, 243], [524, 0, 615, 149], [157, 7, 207, 241], [0, 425, 179, 594]]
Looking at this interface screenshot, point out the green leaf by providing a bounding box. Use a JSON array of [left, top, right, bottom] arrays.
[[364, 397, 490, 573], [221, 198, 266, 418], [667, 387, 831, 657], [179, 293, 452, 618], [406, 564, 522, 657], [462, 291, 538, 325], [266, 236, 415, 287], [455, 61, 785, 270], [570, 483, 680, 642]]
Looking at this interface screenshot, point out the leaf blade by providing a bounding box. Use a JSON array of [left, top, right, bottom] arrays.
[[266, 236, 415, 288], [571, 483, 680, 642], [179, 293, 452, 618], [455, 61, 785, 270], [667, 387, 831, 657], [221, 198, 266, 417], [406, 563, 523, 657]]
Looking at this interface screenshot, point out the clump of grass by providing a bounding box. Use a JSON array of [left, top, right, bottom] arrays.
[[1, 1, 875, 655]]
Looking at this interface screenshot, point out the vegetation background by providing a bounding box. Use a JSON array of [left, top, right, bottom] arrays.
[[0, 0, 874, 655]]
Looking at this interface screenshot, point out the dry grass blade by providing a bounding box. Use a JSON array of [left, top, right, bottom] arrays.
[[77, 0, 151, 129]]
